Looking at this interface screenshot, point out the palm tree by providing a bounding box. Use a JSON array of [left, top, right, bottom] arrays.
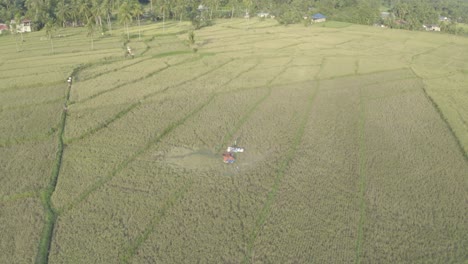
[[101, 0, 113, 34], [207, 0, 221, 20], [14, 13, 23, 45], [91, 0, 103, 29], [119, 1, 132, 40], [25, 0, 47, 24], [78, 0, 91, 24], [158, 0, 170, 31], [56, 0, 70, 27], [69, 0, 80, 26], [173, 0, 186, 22], [44, 18, 56, 53], [243, 0, 252, 18], [227, 0, 240, 19], [132, 0, 143, 40], [86, 18, 96, 50]]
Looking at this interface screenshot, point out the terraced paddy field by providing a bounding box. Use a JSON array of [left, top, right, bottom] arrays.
[[0, 19, 467, 263]]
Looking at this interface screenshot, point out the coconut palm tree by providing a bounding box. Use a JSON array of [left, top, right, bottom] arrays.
[[78, 0, 91, 23], [157, 0, 170, 31], [119, 1, 132, 40], [56, 0, 70, 27], [86, 18, 96, 50], [131, 0, 143, 40], [44, 18, 56, 53], [101, 0, 113, 34], [91, 0, 103, 29]]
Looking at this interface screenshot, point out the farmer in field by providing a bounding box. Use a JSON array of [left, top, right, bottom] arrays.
[[67, 76, 72, 86], [126, 46, 134, 58]]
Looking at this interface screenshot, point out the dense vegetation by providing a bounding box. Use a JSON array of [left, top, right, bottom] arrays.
[[2, 0, 468, 34]]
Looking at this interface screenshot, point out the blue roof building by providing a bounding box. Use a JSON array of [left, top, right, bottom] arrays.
[[311, 13, 326, 22]]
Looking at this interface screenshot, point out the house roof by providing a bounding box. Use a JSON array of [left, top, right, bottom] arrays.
[[0, 24, 8, 30], [197, 5, 208, 11], [381, 12, 390, 18], [311, 13, 326, 19]]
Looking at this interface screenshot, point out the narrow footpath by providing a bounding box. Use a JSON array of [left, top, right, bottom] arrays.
[[35, 75, 73, 264]]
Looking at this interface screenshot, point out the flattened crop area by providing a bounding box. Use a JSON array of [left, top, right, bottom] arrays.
[[1, 19, 467, 264]]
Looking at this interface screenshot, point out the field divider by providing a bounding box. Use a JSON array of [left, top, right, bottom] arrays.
[[82, 51, 194, 82], [81, 57, 153, 81], [212, 60, 266, 151], [70, 65, 169, 105], [0, 190, 40, 204], [66, 59, 234, 144], [409, 67, 468, 160], [2, 97, 64, 112], [216, 87, 270, 153], [120, 180, 193, 264], [0, 134, 54, 148], [0, 80, 64, 94], [71, 53, 210, 105], [410, 43, 448, 63], [35, 74, 73, 264], [139, 58, 234, 102], [65, 102, 140, 144], [243, 80, 319, 264], [59, 93, 217, 215], [354, 87, 368, 264], [216, 56, 296, 152]]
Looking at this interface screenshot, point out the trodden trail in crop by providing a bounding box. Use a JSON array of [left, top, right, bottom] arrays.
[[0, 190, 39, 204], [79, 51, 194, 82], [409, 67, 468, 161], [354, 86, 368, 264], [120, 180, 193, 264], [65, 58, 234, 144], [58, 93, 217, 215], [0, 80, 63, 93], [82, 56, 267, 262], [242, 81, 319, 264], [2, 97, 63, 112], [216, 56, 296, 152], [123, 52, 286, 260], [0, 134, 54, 149], [69, 59, 172, 105], [239, 56, 318, 263]]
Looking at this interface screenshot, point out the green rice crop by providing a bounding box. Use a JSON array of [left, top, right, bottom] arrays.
[[0, 198, 44, 263], [0, 18, 466, 264]]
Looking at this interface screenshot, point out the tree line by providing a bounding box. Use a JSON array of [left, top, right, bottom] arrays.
[[1, 0, 468, 34]]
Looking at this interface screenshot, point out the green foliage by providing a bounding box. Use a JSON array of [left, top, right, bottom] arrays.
[[391, 0, 438, 30], [44, 19, 56, 39], [2, 0, 468, 35], [188, 29, 195, 45], [277, 10, 301, 25], [275, 4, 302, 25], [190, 12, 213, 30]]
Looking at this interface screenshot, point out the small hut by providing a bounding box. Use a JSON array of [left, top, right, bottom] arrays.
[[311, 13, 326, 23]]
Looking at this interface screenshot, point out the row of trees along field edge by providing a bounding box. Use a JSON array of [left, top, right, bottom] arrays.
[[1, 0, 468, 35]]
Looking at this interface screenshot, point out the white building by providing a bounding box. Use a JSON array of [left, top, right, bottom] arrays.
[[10, 19, 32, 33]]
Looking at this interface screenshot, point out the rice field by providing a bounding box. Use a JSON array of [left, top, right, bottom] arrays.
[[0, 18, 467, 263]]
